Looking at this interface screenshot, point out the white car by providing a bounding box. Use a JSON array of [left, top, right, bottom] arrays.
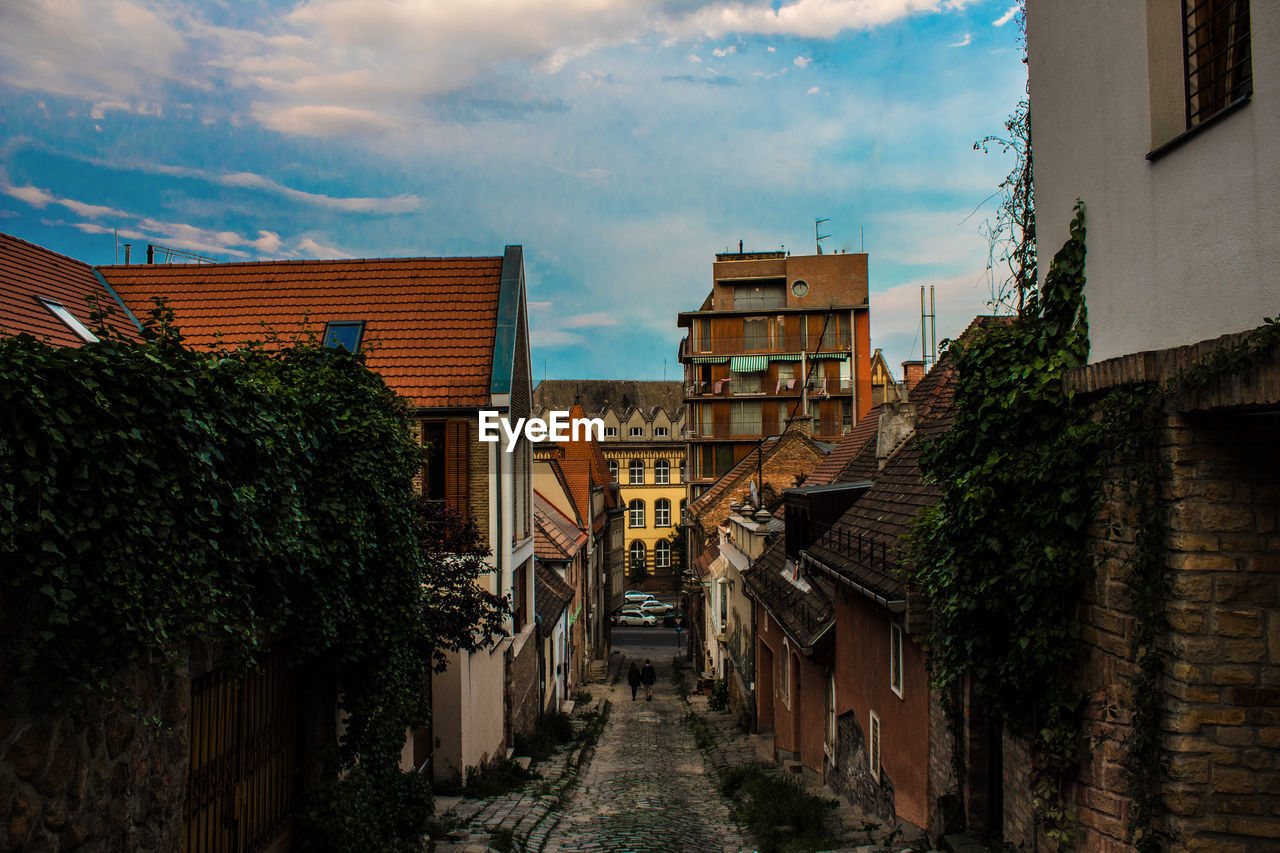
[[613, 606, 657, 626], [638, 600, 673, 618], [624, 590, 657, 604]]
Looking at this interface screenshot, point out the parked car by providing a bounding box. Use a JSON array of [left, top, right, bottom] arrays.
[[638, 600, 673, 618], [612, 606, 657, 626], [624, 590, 656, 604]]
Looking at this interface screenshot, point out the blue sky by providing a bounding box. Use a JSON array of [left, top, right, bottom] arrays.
[[0, 0, 1027, 380]]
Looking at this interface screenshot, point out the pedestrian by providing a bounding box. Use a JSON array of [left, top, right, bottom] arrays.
[[640, 659, 656, 701], [627, 662, 641, 701]]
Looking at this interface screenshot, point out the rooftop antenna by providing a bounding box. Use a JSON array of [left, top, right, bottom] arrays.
[[921, 285, 937, 369], [815, 218, 830, 255]]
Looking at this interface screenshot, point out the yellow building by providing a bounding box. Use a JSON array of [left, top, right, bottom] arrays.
[[533, 380, 686, 591]]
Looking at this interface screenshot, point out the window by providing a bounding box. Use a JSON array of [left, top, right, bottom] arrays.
[[630, 426, 645, 438], [889, 623, 904, 699], [654, 499, 671, 528], [654, 426, 669, 437], [868, 711, 881, 782], [604, 426, 619, 438], [629, 499, 645, 528], [654, 460, 670, 485], [37, 298, 98, 342], [719, 578, 728, 633], [779, 640, 791, 707], [730, 401, 762, 436], [1183, 0, 1252, 129], [743, 316, 770, 349], [678, 460, 686, 483], [607, 459, 619, 481], [322, 320, 365, 351], [654, 539, 671, 569], [680, 499, 686, 520], [825, 670, 837, 765], [628, 459, 645, 485], [734, 280, 786, 310], [422, 422, 446, 500], [729, 371, 763, 394], [630, 540, 647, 571]]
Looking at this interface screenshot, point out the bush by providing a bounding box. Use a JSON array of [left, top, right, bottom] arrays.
[[709, 678, 729, 711], [513, 712, 576, 761], [718, 764, 837, 853]]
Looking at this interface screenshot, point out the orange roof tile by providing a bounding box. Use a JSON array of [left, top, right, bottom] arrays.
[[535, 490, 588, 561], [0, 233, 142, 345], [804, 405, 882, 487], [100, 256, 504, 409]]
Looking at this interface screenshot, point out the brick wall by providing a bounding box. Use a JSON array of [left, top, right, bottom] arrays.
[[695, 430, 826, 541], [1074, 405, 1280, 851], [506, 621, 540, 742], [467, 418, 490, 546], [831, 709, 896, 823]]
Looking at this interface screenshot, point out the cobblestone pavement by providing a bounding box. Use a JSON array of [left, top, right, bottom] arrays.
[[538, 650, 751, 853]]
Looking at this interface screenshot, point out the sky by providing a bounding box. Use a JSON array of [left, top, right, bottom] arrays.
[[0, 0, 1028, 381]]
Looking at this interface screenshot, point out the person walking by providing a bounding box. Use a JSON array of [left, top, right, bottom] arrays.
[[627, 663, 642, 701], [640, 659, 657, 701]]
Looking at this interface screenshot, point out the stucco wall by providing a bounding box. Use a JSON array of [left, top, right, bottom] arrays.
[[1028, 1, 1280, 364]]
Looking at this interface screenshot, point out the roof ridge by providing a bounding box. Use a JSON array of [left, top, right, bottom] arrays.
[[96, 254, 504, 271], [2, 232, 97, 270]]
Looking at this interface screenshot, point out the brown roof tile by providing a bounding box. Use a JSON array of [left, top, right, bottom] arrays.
[[535, 563, 575, 625], [535, 491, 587, 561], [804, 405, 881, 486], [743, 540, 835, 649], [100, 256, 504, 409], [0, 233, 142, 345]]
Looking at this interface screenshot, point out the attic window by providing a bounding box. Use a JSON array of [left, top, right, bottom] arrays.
[[37, 298, 99, 342], [323, 321, 365, 351]]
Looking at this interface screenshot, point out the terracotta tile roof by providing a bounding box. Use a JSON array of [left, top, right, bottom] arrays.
[[534, 491, 587, 561], [687, 436, 781, 520], [1, 233, 142, 345], [535, 563, 575, 625], [743, 540, 835, 649], [693, 542, 719, 580], [100, 256, 505, 409], [805, 350, 962, 601], [804, 405, 881, 487]]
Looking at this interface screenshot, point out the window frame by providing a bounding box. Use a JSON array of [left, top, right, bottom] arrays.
[[603, 426, 619, 438], [628, 499, 645, 528], [654, 459, 670, 485], [628, 459, 645, 485], [36, 297, 99, 343], [322, 320, 366, 351], [779, 639, 791, 709], [889, 622, 904, 699], [868, 711, 881, 782], [607, 459, 619, 481], [629, 425, 645, 438], [629, 540, 647, 571], [654, 425, 670, 437], [654, 539, 671, 569], [654, 498, 671, 529]]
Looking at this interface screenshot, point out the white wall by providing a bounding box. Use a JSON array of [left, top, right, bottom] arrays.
[[1029, 0, 1280, 363]]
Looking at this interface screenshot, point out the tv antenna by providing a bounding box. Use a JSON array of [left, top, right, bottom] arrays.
[[815, 218, 830, 254]]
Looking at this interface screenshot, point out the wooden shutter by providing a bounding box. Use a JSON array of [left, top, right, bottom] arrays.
[[445, 420, 470, 518]]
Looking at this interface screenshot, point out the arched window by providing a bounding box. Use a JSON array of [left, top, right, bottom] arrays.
[[654, 459, 670, 484], [654, 498, 671, 529], [628, 459, 645, 485], [654, 539, 672, 569], [629, 499, 645, 528], [629, 540, 647, 571], [607, 459, 618, 481]]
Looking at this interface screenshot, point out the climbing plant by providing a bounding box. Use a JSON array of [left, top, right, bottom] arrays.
[[910, 202, 1096, 840], [0, 302, 507, 851]]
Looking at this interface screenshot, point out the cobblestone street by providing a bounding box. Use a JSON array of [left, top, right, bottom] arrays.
[[539, 642, 751, 852]]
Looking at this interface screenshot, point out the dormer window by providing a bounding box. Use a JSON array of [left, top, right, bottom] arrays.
[[323, 321, 365, 351], [630, 426, 644, 438], [37, 298, 98, 343]]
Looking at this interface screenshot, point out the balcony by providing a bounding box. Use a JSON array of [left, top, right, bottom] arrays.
[[684, 334, 852, 356], [684, 377, 853, 398]]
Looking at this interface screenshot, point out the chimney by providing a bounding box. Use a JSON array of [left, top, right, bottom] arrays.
[[146, 244, 155, 264], [876, 401, 917, 468], [900, 360, 925, 396], [122, 243, 131, 264]]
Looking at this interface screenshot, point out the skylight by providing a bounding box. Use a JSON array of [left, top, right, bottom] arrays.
[[323, 321, 365, 351], [38, 298, 99, 343]]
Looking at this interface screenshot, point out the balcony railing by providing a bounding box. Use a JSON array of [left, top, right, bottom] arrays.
[[685, 377, 853, 398], [684, 334, 852, 355]]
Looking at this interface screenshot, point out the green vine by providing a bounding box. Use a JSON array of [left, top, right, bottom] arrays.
[[0, 303, 507, 851], [910, 201, 1097, 841]]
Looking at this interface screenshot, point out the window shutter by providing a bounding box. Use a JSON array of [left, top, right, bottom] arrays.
[[445, 420, 470, 518]]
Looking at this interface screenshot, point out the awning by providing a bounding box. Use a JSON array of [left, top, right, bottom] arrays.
[[810, 352, 849, 361], [691, 355, 729, 364], [730, 355, 768, 372], [771, 353, 802, 362]]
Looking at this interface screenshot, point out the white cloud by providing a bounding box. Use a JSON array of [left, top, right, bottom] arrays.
[[949, 33, 972, 47], [794, 55, 811, 68], [712, 45, 737, 57], [767, 45, 776, 52], [870, 272, 1002, 373], [3, 183, 129, 219], [676, 0, 980, 40], [807, 85, 821, 94], [528, 301, 554, 310], [562, 312, 618, 329], [297, 236, 354, 258], [688, 53, 703, 63], [253, 104, 403, 137], [530, 328, 584, 348], [993, 4, 1019, 26]]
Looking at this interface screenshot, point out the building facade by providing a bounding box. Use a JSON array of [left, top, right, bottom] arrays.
[[677, 249, 873, 503], [533, 380, 686, 592]]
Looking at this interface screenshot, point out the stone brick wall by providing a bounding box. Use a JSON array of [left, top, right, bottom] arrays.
[[1001, 730, 1036, 850], [0, 667, 188, 851], [831, 709, 895, 823], [507, 623, 540, 741], [926, 684, 959, 837], [468, 418, 491, 546], [1074, 402, 1280, 851]]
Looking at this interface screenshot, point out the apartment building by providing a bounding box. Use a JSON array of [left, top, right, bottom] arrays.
[[676, 249, 872, 503]]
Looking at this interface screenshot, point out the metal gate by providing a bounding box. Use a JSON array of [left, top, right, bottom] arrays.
[[185, 650, 299, 853]]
